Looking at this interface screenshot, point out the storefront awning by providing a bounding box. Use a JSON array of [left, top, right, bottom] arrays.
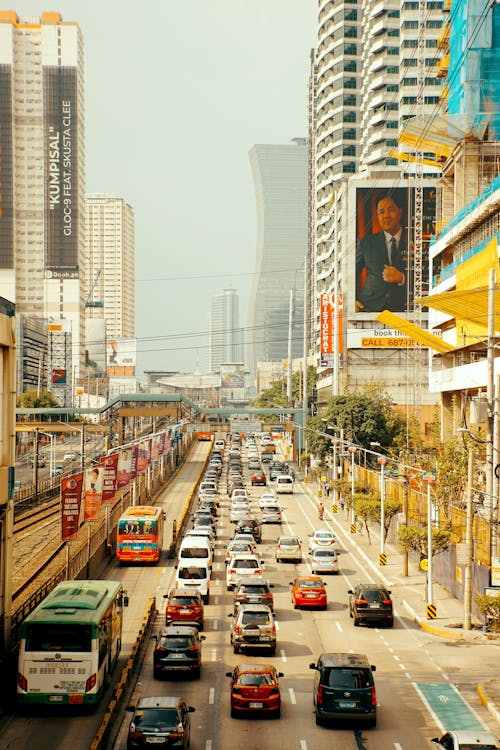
[[415, 286, 500, 334]]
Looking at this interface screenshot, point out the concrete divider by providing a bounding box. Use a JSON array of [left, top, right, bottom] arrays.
[[90, 595, 156, 750]]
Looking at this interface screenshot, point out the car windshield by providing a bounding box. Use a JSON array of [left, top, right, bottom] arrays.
[[234, 559, 258, 568], [239, 585, 266, 594], [280, 537, 299, 545], [159, 635, 195, 649], [316, 532, 333, 539], [241, 611, 270, 625], [298, 580, 323, 589], [134, 708, 178, 727], [322, 668, 372, 689], [237, 673, 274, 686], [170, 596, 198, 606]]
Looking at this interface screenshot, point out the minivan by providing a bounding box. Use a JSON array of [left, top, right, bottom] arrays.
[[175, 562, 210, 604], [276, 475, 294, 494], [177, 537, 213, 569], [309, 652, 377, 727]]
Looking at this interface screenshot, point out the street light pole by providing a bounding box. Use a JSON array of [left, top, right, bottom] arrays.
[[348, 446, 356, 531], [464, 441, 474, 630], [378, 455, 387, 565], [423, 470, 436, 619]]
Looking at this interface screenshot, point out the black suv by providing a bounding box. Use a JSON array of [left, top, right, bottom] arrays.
[[269, 462, 287, 481], [127, 696, 195, 749], [309, 652, 377, 727], [152, 625, 205, 678], [233, 579, 274, 612], [348, 584, 393, 627], [235, 519, 262, 543]]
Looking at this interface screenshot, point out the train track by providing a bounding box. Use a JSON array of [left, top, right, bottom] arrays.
[[13, 497, 61, 536]]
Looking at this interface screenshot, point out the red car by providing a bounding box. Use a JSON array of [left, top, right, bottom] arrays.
[[225, 663, 283, 718], [163, 588, 204, 629], [251, 471, 267, 486], [290, 576, 328, 610]]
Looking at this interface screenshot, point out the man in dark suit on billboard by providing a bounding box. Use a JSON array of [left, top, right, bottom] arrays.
[[355, 193, 407, 312]]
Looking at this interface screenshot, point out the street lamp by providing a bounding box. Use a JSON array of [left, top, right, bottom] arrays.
[[457, 427, 475, 631], [348, 446, 356, 531], [422, 469, 436, 619], [378, 455, 387, 565], [39, 431, 56, 477]]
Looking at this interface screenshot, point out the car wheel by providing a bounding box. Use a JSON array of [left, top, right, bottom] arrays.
[[367, 717, 377, 728], [193, 666, 201, 679], [386, 618, 394, 628], [231, 707, 237, 718], [233, 644, 239, 654], [315, 713, 323, 726], [274, 708, 281, 719], [153, 668, 161, 679], [276, 558, 280, 563], [204, 594, 209, 604], [269, 646, 276, 656], [353, 615, 360, 626], [199, 620, 204, 630]]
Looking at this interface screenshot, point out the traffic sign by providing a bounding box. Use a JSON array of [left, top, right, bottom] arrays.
[[422, 470, 436, 483]]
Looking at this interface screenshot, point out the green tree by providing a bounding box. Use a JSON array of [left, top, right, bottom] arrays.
[[17, 390, 60, 419], [475, 592, 500, 632], [397, 525, 450, 562], [353, 492, 379, 544], [250, 366, 317, 417]]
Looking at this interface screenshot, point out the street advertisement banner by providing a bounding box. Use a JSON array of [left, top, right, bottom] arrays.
[[44, 67, 78, 270], [158, 432, 166, 455], [61, 472, 83, 541], [100, 453, 119, 503], [107, 338, 137, 375], [137, 440, 148, 474], [117, 447, 133, 489], [354, 185, 435, 315], [320, 293, 333, 366], [83, 466, 103, 521], [151, 436, 160, 462]]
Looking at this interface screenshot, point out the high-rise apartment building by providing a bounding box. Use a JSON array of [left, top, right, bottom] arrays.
[[247, 139, 308, 381], [310, 0, 442, 417], [0, 11, 86, 402], [208, 288, 242, 374], [85, 195, 135, 339]]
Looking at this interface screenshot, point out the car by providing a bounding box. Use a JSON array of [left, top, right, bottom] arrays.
[[308, 528, 336, 552], [261, 452, 273, 464], [348, 583, 393, 627], [229, 604, 277, 654], [269, 462, 287, 481], [230, 503, 253, 524], [233, 578, 274, 611], [251, 471, 267, 486], [175, 562, 210, 603], [232, 531, 258, 549], [152, 625, 205, 678], [275, 475, 294, 494], [259, 492, 277, 508], [225, 539, 257, 564], [275, 535, 302, 563], [63, 451, 77, 461], [184, 527, 215, 547], [231, 488, 250, 502], [290, 576, 328, 609], [226, 554, 265, 590], [248, 458, 261, 470], [164, 588, 204, 629], [127, 696, 195, 749], [431, 730, 500, 750], [225, 663, 283, 718], [310, 548, 339, 575], [235, 518, 262, 543], [260, 504, 282, 524], [309, 652, 377, 727]]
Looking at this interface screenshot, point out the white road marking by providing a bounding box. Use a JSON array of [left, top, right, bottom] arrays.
[[214, 596, 219, 605], [213, 619, 218, 630], [209, 687, 215, 704], [275, 620, 280, 631], [211, 649, 217, 662], [280, 649, 287, 662], [205, 741, 213, 750], [300, 741, 308, 750], [289, 687, 297, 704], [335, 621, 342, 631], [394, 744, 403, 750]]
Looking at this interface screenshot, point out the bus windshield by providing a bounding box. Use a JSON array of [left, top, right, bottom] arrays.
[[118, 519, 157, 537], [25, 624, 92, 652]]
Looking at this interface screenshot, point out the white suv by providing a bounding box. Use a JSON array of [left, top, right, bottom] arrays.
[[226, 555, 264, 590]]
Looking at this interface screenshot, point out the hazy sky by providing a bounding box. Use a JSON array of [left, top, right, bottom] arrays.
[[12, 1, 317, 375]]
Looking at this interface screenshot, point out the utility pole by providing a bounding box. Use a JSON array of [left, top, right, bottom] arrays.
[[287, 287, 295, 405]]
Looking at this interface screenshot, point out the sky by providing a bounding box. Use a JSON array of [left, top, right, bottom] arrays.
[[12, 0, 317, 376]]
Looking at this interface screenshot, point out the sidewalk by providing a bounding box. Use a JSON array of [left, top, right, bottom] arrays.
[[298, 470, 500, 726]]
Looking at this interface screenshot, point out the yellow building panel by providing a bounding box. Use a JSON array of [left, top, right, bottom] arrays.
[[376, 310, 454, 352]]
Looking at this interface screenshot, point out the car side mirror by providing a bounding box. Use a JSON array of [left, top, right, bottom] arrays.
[[278, 672, 284, 678], [371, 665, 376, 671], [188, 706, 196, 712], [225, 672, 232, 677], [227, 613, 234, 617], [269, 584, 274, 588], [151, 635, 158, 642], [309, 663, 317, 670], [200, 635, 206, 641], [347, 590, 354, 595], [289, 582, 293, 586]]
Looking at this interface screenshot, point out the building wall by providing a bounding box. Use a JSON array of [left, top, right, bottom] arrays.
[[208, 288, 241, 374]]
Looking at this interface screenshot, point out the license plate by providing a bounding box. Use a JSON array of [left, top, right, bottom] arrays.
[[146, 737, 166, 744], [338, 701, 356, 708], [180, 608, 191, 613], [49, 695, 64, 702], [249, 702, 263, 708], [305, 593, 317, 598], [369, 603, 381, 608], [167, 653, 185, 659]]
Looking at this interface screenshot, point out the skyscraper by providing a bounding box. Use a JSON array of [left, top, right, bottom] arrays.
[[208, 288, 242, 374], [247, 139, 307, 381], [85, 194, 135, 340], [0, 11, 86, 402]]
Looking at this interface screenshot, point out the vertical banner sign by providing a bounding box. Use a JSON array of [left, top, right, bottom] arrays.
[[100, 453, 119, 503], [117, 447, 133, 489], [151, 436, 159, 462], [320, 293, 333, 366], [335, 292, 344, 356], [165, 432, 172, 451], [131, 443, 138, 480], [0, 65, 14, 268], [44, 67, 78, 270], [137, 440, 148, 474], [61, 472, 84, 541], [158, 432, 166, 456], [83, 466, 103, 521]]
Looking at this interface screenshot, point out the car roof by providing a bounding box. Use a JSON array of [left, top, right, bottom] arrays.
[[294, 576, 324, 584], [237, 603, 272, 612], [234, 663, 276, 674], [136, 696, 182, 709], [236, 578, 270, 587], [446, 730, 500, 743], [229, 554, 259, 562], [161, 625, 199, 635], [356, 583, 389, 590], [317, 652, 373, 669], [168, 588, 202, 598]]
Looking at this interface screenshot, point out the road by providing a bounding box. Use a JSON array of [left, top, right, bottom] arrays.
[[2, 439, 499, 750]]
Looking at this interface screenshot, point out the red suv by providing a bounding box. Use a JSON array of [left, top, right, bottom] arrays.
[[164, 588, 204, 629]]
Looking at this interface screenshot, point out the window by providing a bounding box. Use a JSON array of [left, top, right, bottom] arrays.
[[402, 1, 418, 8], [426, 19, 442, 28], [345, 9, 357, 20], [344, 93, 356, 105], [343, 128, 356, 139], [388, 28, 399, 36], [425, 95, 440, 104], [387, 102, 399, 110], [343, 110, 356, 122], [387, 120, 398, 129], [403, 39, 418, 47], [402, 96, 417, 104], [385, 138, 398, 146], [387, 65, 400, 73], [344, 42, 357, 54], [388, 9, 400, 17], [426, 38, 438, 47], [344, 60, 357, 72], [343, 162, 356, 173], [403, 77, 417, 86], [344, 78, 357, 88], [403, 58, 418, 67], [403, 20, 419, 28], [425, 76, 441, 86], [387, 84, 398, 92], [426, 1, 443, 8], [387, 46, 399, 55], [426, 57, 439, 65], [343, 144, 356, 156]]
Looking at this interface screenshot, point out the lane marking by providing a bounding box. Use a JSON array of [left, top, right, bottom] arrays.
[[211, 649, 217, 662], [209, 687, 215, 705], [394, 744, 403, 750], [280, 648, 287, 662], [213, 619, 218, 630], [205, 741, 212, 750], [335, 621, 342, 631], [289, 687, 297, 704], [275, 620, 280, 631], [300, 741, 308, 750]]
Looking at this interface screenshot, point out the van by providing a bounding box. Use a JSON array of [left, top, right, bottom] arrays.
[[276, 475, 294, 494], [177, 537, 213, 568], [309, 652, 377, 727], [214, 439, 225, 451], [175, 562, 211, 604]]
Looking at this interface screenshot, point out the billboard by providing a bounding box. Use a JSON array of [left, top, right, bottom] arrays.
[[354, 186, 436, 315], [61, 472, 83, 541], [319, 293, 344, 367], [44, 67, 79, 270], [0, 66, 13, 268], [107, 338, 137, 375], [220, 363, 246, 404]]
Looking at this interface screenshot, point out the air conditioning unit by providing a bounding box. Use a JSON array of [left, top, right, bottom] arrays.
[[470, 397, 488, 424]]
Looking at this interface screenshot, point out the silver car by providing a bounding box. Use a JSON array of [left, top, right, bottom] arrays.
[[310, 548, 339, 574], [229, 603, 276, 654], [276, 535, 302, 563], [261, 504, 282, 524]]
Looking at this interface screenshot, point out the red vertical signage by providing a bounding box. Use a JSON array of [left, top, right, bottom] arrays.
[[320, 293, 333, 364], [83, 466, 103, 521], [100, 453, 119, 503], [61, 472, 84, 541]]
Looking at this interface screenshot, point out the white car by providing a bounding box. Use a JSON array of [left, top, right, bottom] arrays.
[[224, 539, 257, 564], [308, 529, 336, 553], [63, 451, 77, 461], [231, 488, 250, 502], [431, 731, 500, 750], [310, 548, 339, 574], [259, 493, 277, 508], [230, 503, 253, 524], [260, 504, 282, 524], [226, 555, 265, 590], [276, 535, 302, 563]]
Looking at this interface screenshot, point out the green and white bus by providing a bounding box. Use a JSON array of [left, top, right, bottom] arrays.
[[17, 579, 128, 706]]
